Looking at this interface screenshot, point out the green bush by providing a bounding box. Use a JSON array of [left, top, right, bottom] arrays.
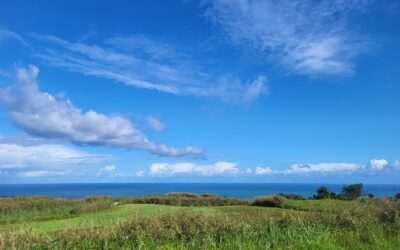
[[313, 186, 333, 199], [252, 195, 285, 208], [166, 192, 198, 198], [125, 194, 248, 206], [278, 193, 305, 200], [200, 193, 218, 198], [339, 183, 363, 200]]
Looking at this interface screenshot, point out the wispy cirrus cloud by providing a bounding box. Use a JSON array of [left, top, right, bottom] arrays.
[[0, 66, 203, 157], [146, 116, 165, 132], [30, 34, 267, 104], [0, 28, 26, 45], [204, 0, 371, 76]]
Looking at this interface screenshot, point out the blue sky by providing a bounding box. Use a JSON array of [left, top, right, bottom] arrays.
[[0, 0, 399, 184]]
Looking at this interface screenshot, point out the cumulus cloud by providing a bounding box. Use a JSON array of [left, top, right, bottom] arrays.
[[255, 166, 274, 175], [0, 66, 203, 157], [285, 163, 361, 174], [204, 0, 371, 76], [146, 116, 165, 132], [143, 158, 397, 178], [0, 143, 105, 170], [31, 34, 267, 104], [98, 165, 116, 174], [368, 159, 388, 170], [150, 161, 240, 176], [97, 164, 127, 177]]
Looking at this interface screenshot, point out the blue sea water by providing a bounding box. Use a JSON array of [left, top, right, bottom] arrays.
[[0, 183, 399, 199]]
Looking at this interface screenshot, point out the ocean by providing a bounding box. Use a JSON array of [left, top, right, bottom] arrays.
[[1, 183, 399, 198]]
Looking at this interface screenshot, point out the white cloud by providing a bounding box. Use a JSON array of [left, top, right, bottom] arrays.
[[204, 0, 370, 75], [285, 162, 361, 174], [31, 34, 267, 104], [150, 161, 240, 176], [0, 143, 105, 170], [369, 159, 388, 170], [255, 166, 273, 175], [393, 160, 400, 171], [146, 116, 165, 132], [0, 66, 203, 157], [0, 28, 26, 45], [135, 170, 145, 177], [98, 164, 116, 174], [18, 170, 66, 177], [245, 168, 252, 174], [97, 165, 127, 177]]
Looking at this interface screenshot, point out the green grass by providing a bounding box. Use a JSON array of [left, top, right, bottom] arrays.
[[284, 199, 350, 210], [1, 195, 399, 249], [1, 204, 230, 233]]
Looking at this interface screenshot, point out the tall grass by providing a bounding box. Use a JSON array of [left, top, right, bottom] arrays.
[[122, 193, 249, 207], [0, 196, 115, 224], [0, 193, 247, 226], [1, 198, 399, 249]]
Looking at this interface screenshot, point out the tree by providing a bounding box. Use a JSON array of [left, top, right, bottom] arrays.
[[313, 186, 332, 199], [340, 183, 363, 200], [395, 193, 400, 200]]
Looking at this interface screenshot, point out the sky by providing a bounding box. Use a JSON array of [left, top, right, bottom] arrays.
[[0, 0, 399, 184]]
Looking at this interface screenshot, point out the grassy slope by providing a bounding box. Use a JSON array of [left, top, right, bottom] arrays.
[[2, 204, 233, 233], [0, 200, 353, 233], [284, 199, 350, 210], [2, 199, 400, 249]]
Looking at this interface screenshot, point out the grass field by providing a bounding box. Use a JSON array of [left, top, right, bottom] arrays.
[[1, 195, 399, 249]]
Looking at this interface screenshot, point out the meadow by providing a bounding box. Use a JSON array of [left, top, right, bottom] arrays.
[[0, 192, 399, 249]]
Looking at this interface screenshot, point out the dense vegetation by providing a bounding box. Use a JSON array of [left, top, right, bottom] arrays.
[[124, 192, 248, 206], [313, 183, 364, 200], [0, 195, 115, 224], [1, 186, 400, 249]]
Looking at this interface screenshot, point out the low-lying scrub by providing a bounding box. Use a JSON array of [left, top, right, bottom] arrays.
[[0, 196, 115, 224], [278, 193, 306, 200], [251, 195, 285, 208], [124, 193, 249, 206]]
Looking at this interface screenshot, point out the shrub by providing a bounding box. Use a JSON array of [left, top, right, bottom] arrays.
[[395, 193, 400, 200], [278, 193, 305, 200], [252, 195, 285, 208], [166, 192, 198, 198], [201, 193, 217, 198], [313, 186, 332, 199], [339, 183, 363, 200], [126, 194, 248, 206]]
